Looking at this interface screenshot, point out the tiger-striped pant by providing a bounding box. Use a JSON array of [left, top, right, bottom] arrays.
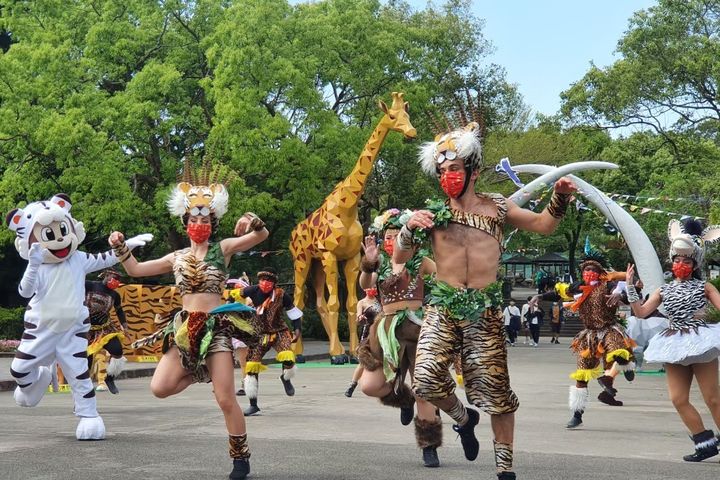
[[413, 305, 519, 415]]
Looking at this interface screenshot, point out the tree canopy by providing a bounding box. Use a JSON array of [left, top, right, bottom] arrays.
[[0, 0, 528, 304]]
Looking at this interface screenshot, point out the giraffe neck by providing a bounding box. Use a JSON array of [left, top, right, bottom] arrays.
[[336, 121, 390, 206]]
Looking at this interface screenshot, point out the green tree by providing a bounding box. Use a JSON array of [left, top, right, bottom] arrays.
[[561, 0, 720, 151], [0, 0, 525, 304]]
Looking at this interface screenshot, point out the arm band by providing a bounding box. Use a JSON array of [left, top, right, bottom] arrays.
[[112, 242, 131, 263], [395, 225, 414, 250], [360, 257, 379, 273], [625, 284, 640, 303], [546, 192, 571, 219]]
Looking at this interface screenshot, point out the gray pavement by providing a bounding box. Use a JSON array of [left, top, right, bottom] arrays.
[[1, 339, 719, 480]]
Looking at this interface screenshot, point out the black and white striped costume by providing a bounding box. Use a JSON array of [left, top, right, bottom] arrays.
[[644, 279, 720, 366], [6, 194, 151, 440]]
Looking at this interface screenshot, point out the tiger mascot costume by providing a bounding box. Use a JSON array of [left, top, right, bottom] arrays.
[[6, 193, 151, 440]]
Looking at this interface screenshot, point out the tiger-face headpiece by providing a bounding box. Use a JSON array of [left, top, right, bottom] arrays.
[[167, 157, 232, 220], [668, 219, 720, 269], [418, 91, 485, 176]]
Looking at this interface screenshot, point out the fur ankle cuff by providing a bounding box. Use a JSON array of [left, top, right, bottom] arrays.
[[414, 416, 442, 448], [380, 382, 415, 409]]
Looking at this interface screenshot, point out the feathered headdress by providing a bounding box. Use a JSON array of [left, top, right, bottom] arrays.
[[668, 219, 720, 269], [580, 236, 609, 272], [167, 155, 233, 219], [418, 90, 485, 175]]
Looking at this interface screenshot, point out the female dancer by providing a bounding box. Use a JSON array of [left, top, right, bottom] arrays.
[[356, 209, 441, 468], [627, 219, 720, 462], [110, 169, 267, 479], [344, 287, 381, 397]]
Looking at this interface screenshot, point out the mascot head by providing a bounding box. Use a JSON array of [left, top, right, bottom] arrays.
[[5, 194, 85, 264]]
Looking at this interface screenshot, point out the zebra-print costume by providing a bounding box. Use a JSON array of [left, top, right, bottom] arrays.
[[644, 279, 720, 365]]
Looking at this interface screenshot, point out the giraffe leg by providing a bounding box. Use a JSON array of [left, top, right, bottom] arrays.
[[312, 262, 331, 332], [291, 253, 312, 357], [343, 252, 361, 357], [320, 252, 344, 359]]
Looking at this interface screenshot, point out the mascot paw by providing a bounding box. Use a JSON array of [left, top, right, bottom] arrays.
[[14, 366, 51, 407], [76, 416, 106, 440], [126, 233, 154, 250]]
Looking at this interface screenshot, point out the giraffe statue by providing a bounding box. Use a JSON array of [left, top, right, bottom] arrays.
[[290, 92, 416, 364]]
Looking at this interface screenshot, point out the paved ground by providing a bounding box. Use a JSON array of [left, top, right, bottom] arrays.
[[1, 339, 718, 480]]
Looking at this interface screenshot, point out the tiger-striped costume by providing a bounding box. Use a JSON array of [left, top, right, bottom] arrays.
[[411, 192, 519, 475]]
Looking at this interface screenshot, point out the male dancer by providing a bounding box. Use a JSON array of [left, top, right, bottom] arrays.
[[85, 269, 128, 394], [533, 246, 636, 428], [242, 268, 303, 416], [395, 108, 575, 479]]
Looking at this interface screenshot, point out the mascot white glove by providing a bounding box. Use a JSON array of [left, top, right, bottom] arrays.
[[19, 243, 47, 298], [126, 233, 154, 250]]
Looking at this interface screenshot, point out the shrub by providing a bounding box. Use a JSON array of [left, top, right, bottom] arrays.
[[0, 307, 24, 339]]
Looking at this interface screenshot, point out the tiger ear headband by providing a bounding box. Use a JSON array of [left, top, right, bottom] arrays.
[[166, 155, 235, 219]]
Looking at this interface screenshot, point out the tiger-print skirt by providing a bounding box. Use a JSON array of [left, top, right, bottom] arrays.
[[414, 305, 519, 415]]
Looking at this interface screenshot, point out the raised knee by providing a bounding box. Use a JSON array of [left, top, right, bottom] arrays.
[[150, 381, 171, 399], [360, 382, 380, 397]]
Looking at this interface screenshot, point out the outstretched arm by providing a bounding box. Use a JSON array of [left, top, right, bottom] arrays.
[[359, 235, 380, 289], [506, 177, 576, 234], [108, 231, 174, 277]]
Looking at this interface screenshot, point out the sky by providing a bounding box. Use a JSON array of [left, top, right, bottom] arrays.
[[412, 0, 659, 117]]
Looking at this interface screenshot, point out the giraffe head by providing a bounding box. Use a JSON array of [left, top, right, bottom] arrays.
[[378, 92, 416, 140]]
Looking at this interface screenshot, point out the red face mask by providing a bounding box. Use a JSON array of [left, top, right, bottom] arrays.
[[672, 262, 694, 280], [582, 270, 600, 284], [383, 239, 395, 256], [187, 223, 212, 243], [105, 278, 121, 290], [259, 279, 275, 294], [364, 288, 378, 298], [439, 170, 466, 198]]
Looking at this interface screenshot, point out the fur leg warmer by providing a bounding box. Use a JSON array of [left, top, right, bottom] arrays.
[[380, 382, 415, 409], [568, 385, 588, 413], [244, 374, 258, 400], [356, 342, 382, 371], [106, 356, 127, 378], [414, 416, 442, 448], [282, 365, 297, 381]]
